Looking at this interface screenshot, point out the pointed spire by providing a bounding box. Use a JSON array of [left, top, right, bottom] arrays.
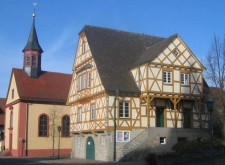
[[23, 3, 43, 53]]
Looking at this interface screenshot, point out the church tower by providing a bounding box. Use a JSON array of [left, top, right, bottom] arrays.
[[22, 9, 43, 78]]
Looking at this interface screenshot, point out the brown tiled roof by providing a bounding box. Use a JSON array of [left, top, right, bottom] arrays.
[[11, 68, 72, 104], [81, 25, 172, 95]]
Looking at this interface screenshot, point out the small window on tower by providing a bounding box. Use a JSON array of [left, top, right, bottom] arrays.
[[32, 56, 37, 67], [26, 56, 30, 66]]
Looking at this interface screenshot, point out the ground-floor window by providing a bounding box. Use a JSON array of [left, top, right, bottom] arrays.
[[116, 131, 130, 142]]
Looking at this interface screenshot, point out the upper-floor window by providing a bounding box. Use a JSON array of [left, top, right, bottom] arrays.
[[119, 101, 129, 118], [12, 89, 14, 99], [10, 110, 13, 128], [90, 104, 96, 120], [82, 41, 86, 54], [32, 56, 37, 67], [163, 71, 172, 84], [181, 73, 189, 86], [173, 49, 179, 57], [39, 114, 48, 137], [26, 56, 30, 66], [62, 115, 70, 137], [77, 72, 91, 91], [77, 107, 82, 122]]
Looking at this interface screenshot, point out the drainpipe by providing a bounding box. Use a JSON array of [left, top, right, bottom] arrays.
[[113, 89, 119, 161], [25, 103, 29, 156]]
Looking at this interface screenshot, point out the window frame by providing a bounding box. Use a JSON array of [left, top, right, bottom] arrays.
[[77, 107, 82, 122], [38, 114, 49, 137], [77, 72, 91, 91], [81, 41, 86, 54], [90, 104, 96, 120], [119, 101, 130, 118], [160, 137, 166, 144], [181, 73, 189, 86], [25, 56, 31, 66], [163, 71, 172, 84], [32, 56, 37, 67], [62, 115, 70, 137], [116, 131, 130, 142]]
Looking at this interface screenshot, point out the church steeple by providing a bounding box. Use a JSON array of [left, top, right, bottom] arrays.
[[23, 4, 43, 78]]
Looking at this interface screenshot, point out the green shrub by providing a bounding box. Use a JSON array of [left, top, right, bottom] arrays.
[[172, 139, 209, 154]]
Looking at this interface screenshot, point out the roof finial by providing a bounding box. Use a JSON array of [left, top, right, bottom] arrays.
[[33, 2, 37, 17]]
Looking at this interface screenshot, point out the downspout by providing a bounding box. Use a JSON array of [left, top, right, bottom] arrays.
[[113, 89, 119, 161], [25, 103, 29, 156]]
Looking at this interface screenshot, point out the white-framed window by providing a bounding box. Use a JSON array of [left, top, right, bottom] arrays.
[[90, 104, 96, 120], [181, 73, 189, 86], [100, 135, 106, 145], [119, 102, 129, 118], [116, 131, 130, 142], [77, 72, 91, 91], [163, 71, 172, 84], [77, 107, 82, 122], [160, 137, 166, 144]]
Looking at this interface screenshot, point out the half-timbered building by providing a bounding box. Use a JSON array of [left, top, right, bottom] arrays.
[[67, 25, 209, 161]]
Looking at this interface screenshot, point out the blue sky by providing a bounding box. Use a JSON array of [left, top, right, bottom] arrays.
[[0, 0, 225, 98]]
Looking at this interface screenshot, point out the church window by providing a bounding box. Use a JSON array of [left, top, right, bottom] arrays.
[[39, 114, 48, 137], [163, 71, 172, 84], [62, 115, 70, 137], [10, 110, 13, 128], [12, 89, 14, 99], [119, 101, 129, 118]]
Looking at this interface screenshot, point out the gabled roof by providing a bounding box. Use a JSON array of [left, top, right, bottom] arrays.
[[133, 34, 178, 67], [23, 17, 43, 53], [10, 68, 72, 104], [80, 25, 173, 95]]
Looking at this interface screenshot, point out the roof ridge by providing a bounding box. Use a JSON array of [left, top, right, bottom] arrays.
[[80, 25, 165, 39]]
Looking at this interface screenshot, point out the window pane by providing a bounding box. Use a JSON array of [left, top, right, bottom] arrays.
[[124, 132, 130, 142], [62, 116, 70, 136], [117, 131, 123, 142], [39, 115, 48, 136]]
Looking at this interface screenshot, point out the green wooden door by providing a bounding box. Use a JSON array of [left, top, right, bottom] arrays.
[[183, 109, 191, 128], [86, 137, 95, 160], [156, 107, 164, 127]]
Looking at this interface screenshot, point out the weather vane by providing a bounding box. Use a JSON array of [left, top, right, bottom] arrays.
[[33, 2, 38, 17]]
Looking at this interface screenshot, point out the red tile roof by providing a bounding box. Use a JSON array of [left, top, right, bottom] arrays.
[[12, 68, 72, 104]]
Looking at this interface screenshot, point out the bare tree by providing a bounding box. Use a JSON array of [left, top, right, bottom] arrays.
[[204, 34, 225, 138], [49, 105, 62, 158]]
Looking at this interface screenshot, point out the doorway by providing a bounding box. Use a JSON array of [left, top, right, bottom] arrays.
[[86, 137, 95, 160]]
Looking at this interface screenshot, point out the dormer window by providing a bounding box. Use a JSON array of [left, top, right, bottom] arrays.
[[173, 49, 179, 57], [82, 41, 86, 54]]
